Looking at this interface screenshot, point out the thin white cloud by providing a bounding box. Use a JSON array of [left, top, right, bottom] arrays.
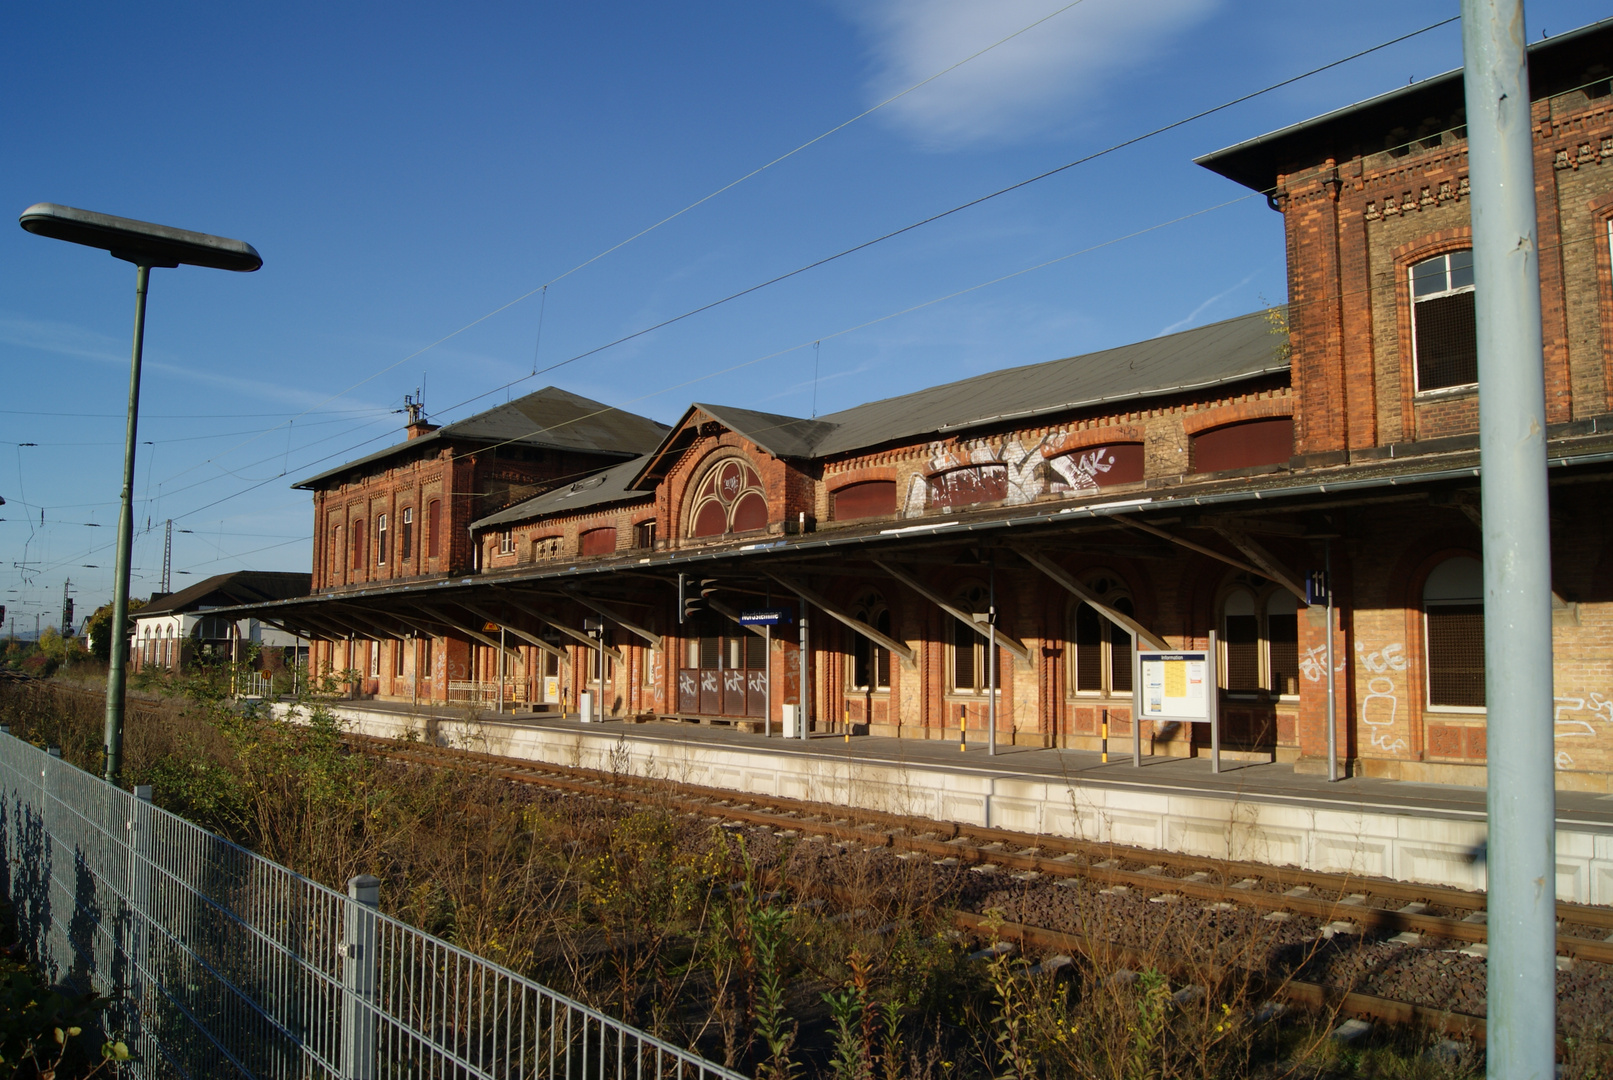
[[1157, 269, 1259, 335], [0, 314, 392, 415], [845, 0, 1218, 147]]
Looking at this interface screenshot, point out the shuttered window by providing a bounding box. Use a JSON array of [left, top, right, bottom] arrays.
[[1424, 557, 1485, 708]]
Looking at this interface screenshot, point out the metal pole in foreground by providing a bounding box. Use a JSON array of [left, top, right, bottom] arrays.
[[1461, 4, 1557, 1076], [987, 562, 997, 757], [1325, 542, 1338, 783], [103, 263, 150, 784]]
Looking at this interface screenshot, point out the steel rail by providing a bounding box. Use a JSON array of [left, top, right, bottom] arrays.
[[344, 733, 1613, 966]]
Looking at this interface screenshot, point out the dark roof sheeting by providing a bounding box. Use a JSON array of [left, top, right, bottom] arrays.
[[1196, 18, 1613, 193], [472, 457, 651, 529], [294, 387, 669, 488], [810, 309, 1287, 456], [138, 571, 311, 617], [688, 403, 836, 460]]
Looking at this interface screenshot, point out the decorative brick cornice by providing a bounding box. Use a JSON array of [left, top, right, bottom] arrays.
[[1180, 395, 1293, 436], [1041, 423, 1148, 458]]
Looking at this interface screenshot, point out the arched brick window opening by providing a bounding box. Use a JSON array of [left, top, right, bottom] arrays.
[[351, 519, 366, 571], [848, 591, 891, 691], [833, 480, 897, 521], [580, 527, 618, 557], [928, 465, 1006, 510], [1220, 579, 1300, 696], [1048, 443, 1145, 493], [1192, 418, 1294, 473], [688, 458, 768, 538], [1424, 556, 1484, 708], [950, 584, 1001, 695], [1068, 572, 1134, 697], [426, 500, 441, 559]]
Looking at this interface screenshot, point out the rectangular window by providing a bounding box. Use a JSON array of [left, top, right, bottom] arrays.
[[1268, 613, 1299, 696], [427, 501, 441, 559], [498, 529, 514, 555], [1224, 614, 1260, 692], [369, 641, 380, 678], [392, 639, 406, 677], [633, 520, 657, 549], [1427, 604, 1485, 707], [952, 617, 978, 692], [400, 507, 413, 561], [351, 519, 366, 571], [376, 514, 388, 565], [1411, 250, 1477, 392]]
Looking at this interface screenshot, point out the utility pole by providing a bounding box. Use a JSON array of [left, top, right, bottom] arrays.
[[161, 519, 172, 595], [1461, 4, 1556, 1077], [60, 579, 73, 637]]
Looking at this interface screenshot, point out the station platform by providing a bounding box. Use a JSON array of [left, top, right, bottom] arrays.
[[292, 699, 1613, 905]]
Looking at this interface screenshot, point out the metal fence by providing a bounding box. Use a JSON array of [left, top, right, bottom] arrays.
[[0, 729, 745, 1080]]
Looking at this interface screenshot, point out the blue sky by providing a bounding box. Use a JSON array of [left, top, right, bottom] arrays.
[[2, 0, 1604, 629]]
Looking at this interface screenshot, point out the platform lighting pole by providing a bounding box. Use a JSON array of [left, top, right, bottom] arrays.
[[18, 204, 259, 784], [1461, 4, 1557, 1077], [987, 559, 997, 757], [1325, 542, 1338, 783], [799, 606, 810, 739]]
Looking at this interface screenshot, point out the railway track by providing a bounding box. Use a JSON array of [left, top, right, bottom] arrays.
[[346, 732, 1613, 965], [345, 732, 1613, 1047]]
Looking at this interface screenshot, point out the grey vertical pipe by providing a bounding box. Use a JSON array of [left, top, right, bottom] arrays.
[[1208, 630, 1221, 775], [103, 264, 149, 784], [1325, 542, 1338, 782], [1131, 647, 1143, 767], [1461, 4, 1557, 1076], [987, 561, 997, 757], [341, 874, 381, 1080], [764, 624, 772, 737], [799, 606, 810, 739]]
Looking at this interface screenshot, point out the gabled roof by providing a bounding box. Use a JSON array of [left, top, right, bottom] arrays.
[[293, 387, 670, 489], [1196, 17, 1613, 193], [690, 403, 836, 460], [472, 456, 652, 530], [138, 571, 311, 617]]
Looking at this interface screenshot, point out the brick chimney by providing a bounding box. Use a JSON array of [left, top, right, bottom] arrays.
[[403, 393, 439, 439]]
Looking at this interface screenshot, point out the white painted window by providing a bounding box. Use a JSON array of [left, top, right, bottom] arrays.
[[1409, 250, 1477, 393]]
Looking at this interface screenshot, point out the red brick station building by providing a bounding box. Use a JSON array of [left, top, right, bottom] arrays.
[[235, 23, 1613, 793]]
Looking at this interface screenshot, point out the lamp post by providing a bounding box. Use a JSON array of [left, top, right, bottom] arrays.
[[19, 204, 260, 784]]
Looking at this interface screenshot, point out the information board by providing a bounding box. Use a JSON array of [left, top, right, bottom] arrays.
[[1138, 651, 1212, 722]]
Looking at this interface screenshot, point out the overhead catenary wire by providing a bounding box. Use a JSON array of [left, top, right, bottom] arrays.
[[138, 2, 1094, 485]]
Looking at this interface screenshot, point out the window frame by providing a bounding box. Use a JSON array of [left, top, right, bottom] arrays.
[[376, 514, 388, 565], [498, 528, 515, 556], [399, 507, 413, 561], [1217, 579, 1301, 700], [1066, 572, 1136, 699], [846, 591, 892, 692], [426, 500, 441, 559], [948, 584, 1000, 696], [1409, 249, 1478, 396], [1422, 556, 1486, 713], [686, 455, 769, 538]]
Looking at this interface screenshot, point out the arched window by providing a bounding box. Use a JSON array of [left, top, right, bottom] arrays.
[[1410, 250, 1476, 392], [1068, 572, 1134, 696], [1220, 580, 1300, 696], [950, 584, 1000, 694], [351, 519, 366, 571], [688, 458, 768, 538], [1192, 418, 1294, 473], [426, 500, 442, 559], [848, 591, 891, 691], [833, 480, 897, 521], [376, 514, 388, 565], [928, 465, 1007, 510], [580, 527, 617, 556], [1049, 443, 1146, 493], [1424, 556, 1484, 708], [331, 524, 344, 579]]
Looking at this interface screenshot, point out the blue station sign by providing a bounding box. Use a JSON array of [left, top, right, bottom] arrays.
[[739, 609, 792, 626]]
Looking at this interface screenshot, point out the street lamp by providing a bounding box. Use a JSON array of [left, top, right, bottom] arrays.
[[19, 203, 261, 783]]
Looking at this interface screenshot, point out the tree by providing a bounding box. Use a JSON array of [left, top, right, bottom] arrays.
[[84, 597, 146, 661]]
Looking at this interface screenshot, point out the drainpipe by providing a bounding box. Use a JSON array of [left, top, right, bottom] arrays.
[[1462, 3, 1556, 1075]]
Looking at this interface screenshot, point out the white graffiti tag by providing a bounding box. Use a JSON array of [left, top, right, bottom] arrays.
[[1356, 641, 1407, 673], [1360, 675, 1409, 754], [1299, 644, 1348, 683]]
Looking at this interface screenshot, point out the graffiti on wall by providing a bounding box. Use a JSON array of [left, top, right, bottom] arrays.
[[1355, 641, 1409, 754], [1553, 693, 1613, 770], [648, 647, 665, 709], [1298, 644, 1347, 683]]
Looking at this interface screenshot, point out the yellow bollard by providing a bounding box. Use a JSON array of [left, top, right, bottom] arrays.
[[844, 703, 851, 743], [959, 704, 967, 752], [1101, 708, 1109, 764]]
